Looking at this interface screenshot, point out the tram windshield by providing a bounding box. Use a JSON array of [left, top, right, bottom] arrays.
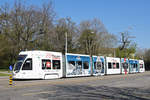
[[14, 55, 27, 72]]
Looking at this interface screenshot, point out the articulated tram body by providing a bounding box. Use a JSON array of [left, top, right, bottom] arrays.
[[129, 59, 139, 73], [105, 57, 121, 75], [66, 53, 91, 77], [13, 50, 145, 79]]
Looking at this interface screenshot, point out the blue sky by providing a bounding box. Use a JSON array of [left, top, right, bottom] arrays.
[[0, 0, 150, 48]]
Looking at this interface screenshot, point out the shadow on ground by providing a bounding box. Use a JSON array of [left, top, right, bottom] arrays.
[[36, 85, 150, 100]]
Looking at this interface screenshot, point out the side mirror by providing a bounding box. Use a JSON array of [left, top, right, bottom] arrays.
[[9, 65, 13, 71]]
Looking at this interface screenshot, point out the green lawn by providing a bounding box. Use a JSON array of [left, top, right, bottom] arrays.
[[0, 69, 9, 72], [0, 69, 11, 73], [0, 73, 9, 76]]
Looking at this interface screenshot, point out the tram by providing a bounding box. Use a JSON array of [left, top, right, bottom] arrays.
[[12, 50, 145, 79]]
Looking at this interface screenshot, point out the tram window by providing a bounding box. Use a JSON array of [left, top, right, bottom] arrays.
[[108, 62, 112, 69], [94, 62, 96, 69], [101, 62, 104, 73], [22, 58, 32, 70], [97, 62, 102, 70], [53, 60, 60, 69], [76, 61, 82, 66], [77, 61, 82, 65], [83, 61, 89, 69], [68, 61, 75, 66], [116, 63, 119, 69], [42, 60, 51, 69], [113, 63, 116, 69], [131, 64, 134, 68], [133, 64, 136, 68], [140, 64, 143, 68], [76, 61, 82, 69], [133, 64, 135, 68], [135, 64, 138, 68], [102, 62, 104, 68]]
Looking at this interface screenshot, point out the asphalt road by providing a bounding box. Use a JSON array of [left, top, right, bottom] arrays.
[[0, 72, 150, 100]]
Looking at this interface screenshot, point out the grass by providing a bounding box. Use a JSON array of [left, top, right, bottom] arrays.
[[0, 69, 9, 72], [0, 73, 9, 76], [0, 69, 11, 73], [0, 69, 11, 76]]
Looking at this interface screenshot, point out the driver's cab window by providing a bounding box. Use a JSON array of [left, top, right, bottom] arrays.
[[22, 58, 32, 70]]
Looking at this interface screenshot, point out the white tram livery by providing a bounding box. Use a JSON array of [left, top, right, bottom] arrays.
[[13, 51, 63, 79], [139, 60, 145, 73]]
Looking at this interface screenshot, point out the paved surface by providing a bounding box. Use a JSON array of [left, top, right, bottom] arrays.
[[0, 71, 11, 74], [0, 72, 150, 100]]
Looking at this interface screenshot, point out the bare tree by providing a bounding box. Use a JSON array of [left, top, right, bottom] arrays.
[[116, 29, 137, 58], [52, 17, 78, 53], [78, 29, 98, 55], [0, 1, 56, 67], [119, 30, 135, 50], [79, 18, 117, 55]]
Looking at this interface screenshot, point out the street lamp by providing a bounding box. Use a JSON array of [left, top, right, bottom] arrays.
[[65, 32, 67, 54], [90, 31, 94, 76], [64, 32, 68, 78]]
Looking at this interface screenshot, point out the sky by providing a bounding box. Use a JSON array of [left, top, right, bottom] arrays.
[[0, 0, 150, 48]]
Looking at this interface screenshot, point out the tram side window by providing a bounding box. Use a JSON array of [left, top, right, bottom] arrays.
[[131, 64, 134, 68], [108, 62, 112, 69], [140, 64, 143, 68], [68, 61, 75, 68], [97, 62, 102, 70], [76, 61, 82, 69], [22, 58, 32, 70], [68, 61, 75, 66], [116, 63, 119, 69], [42, 60, 51, 69], [135, 64, 138, 68], [53, 60, 60, 69], [83, 61, 89, 69], [113, 63, 116, 69], [133, 64, 137, 68], [94, 62, 96, 69], [102, 62, 104, 68], [101, 62, 104, 73]]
